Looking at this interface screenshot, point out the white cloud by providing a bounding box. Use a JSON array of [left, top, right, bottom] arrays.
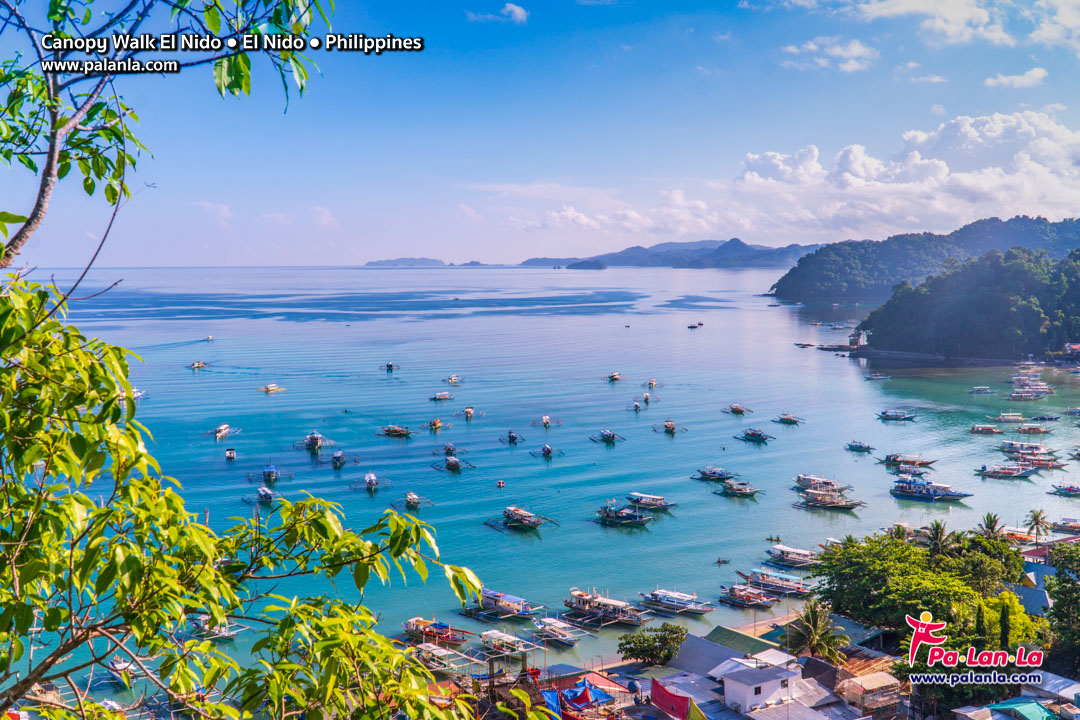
[[490, 111, 1080, 247], [781, 35, 879, 71], [190, 201, 233, 229], [930, 103, 947, 115], [1029, 0, 1080, 56], [849, 0, 1014, 46], [466, 3, 528, 24], [460, 203, 484, 222], [984, 66, 1048, 88], [912, 73, 948, 83], [1043, 102, 1067, 114], [310, 205, 338, 229]]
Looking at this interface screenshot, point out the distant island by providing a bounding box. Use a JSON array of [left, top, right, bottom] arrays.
[[566, 259, 606, 270], [364, 257, 446, 267], [520, 238, 819, 269], [772, 216, 1080, 302], [858, 246, 1080, 360]]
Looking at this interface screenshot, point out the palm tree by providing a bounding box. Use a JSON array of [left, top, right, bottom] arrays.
[[925, 520, 961, 560], [886, 525, 909, 541], [1026, 509, 1051, 547], [977, 512, 1005, 541], [782, 598, 850, 664]]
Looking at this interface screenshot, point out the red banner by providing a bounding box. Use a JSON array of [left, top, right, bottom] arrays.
[[651, 679, 690, 720]]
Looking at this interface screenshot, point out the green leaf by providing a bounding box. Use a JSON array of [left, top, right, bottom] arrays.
[[83, 176, 95, 195], [204, 3, 221, 35]]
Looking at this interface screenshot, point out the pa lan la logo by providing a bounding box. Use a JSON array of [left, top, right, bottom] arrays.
[[905, 611, 1043, 668]]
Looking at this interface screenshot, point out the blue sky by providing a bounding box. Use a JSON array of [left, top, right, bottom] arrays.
[[7, 0, 1080, 266]]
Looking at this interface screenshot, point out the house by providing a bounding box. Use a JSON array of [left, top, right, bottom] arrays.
[[710, 662, 800, 712], [1021, 670, 1080, 703], [954, 697, 1078, 720], [836, 672, 901, 720]]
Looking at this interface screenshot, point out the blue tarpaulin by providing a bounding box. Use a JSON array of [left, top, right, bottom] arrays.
[[562, 679, 614, 709], [541, 689, 563, 719]]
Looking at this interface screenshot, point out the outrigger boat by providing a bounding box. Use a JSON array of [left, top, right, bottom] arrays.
[[480, 629, 536, 654], [773, 413, 805, 425], [794, 474, 852, 492], [890, 464, 930, 477], [969, 386, 997, 394], [999, 440, 1054, 454], [247, 462, 293, 485], [1031, 415, 1061, 422], [499, 429, 524, 445], [532, 414, 562, 428], [529, 443, 564, 459], [430, 391, 454, 402], [971, 424, 1005, 434], [695, 466, 739, 481], [974, 464, 1038, 479], [866, 373, 891, 380], [295, 430, 334, 452], [244, 486, 281, 506], [717, 584, 779, 609], [350, 471, 390, 492], [422, 418, 449, 431], [626, 492, 676, 510], [532, 617, 589, 647], [119, 387, 146, 400], [563, 587, 648, 626], [606, 371, 623, 382], [765, 544, 819, 569], [595, 500, 653, 527], [643, 378, 662, 388], [642, 391, 658, 404], [881, 453, 936, 467], [1009, 453, 1066, 469], [188, 360, 209, 370], [392, 492, 434, 511], [206, 423, 240, 439], [638, 588, 713, 614], [383, 361, 400, 372], [654, 419, 687, 434], [330, 449, 352, 469], [413, 643, 468, 674], [723, 403, 753, 415], [433, 442, 466, 457], [1051, 517, 1080, 533], [402, 617, 474, 646], [1014, 424, 1052, 435], [890, 477, 972, 502], [715, 481, 764, 497], [735, 427, 774, 444], [878, 409, 915, 421], [432, 455, 475, 472], [990, 412, 1027, 423], [591, 429, 627, 444], [794, 488, 866, 510], [379, 424, 414, 438], [443, 374, 462, 385], [455, 405, 483, 420], [188, 615, 249, 641], [738, 568, 814, 596], [1050, 484, 1080, 497], [256, 383, 285, 394], [475, 587, 545, 619], [846, 440, 874, 452], [486, 505, 558, 532]]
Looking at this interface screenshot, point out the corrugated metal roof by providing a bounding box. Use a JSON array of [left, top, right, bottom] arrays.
[[704, 625, 780, 654], [670, 635, 743, 676]]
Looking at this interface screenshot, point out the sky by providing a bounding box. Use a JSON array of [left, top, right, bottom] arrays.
[[5, 0, 1080, 266]]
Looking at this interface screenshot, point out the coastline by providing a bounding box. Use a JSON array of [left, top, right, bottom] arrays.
[[850, 347, 1020, 368]]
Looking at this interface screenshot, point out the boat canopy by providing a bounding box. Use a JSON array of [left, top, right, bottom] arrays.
[[772, 544, 815, 557], [628, 492, 664, 502], [751, 567, 801, 581]]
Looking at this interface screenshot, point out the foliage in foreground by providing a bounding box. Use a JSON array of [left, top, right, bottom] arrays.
[[0, 276, 487, 719], [617, 623, 688, 666]]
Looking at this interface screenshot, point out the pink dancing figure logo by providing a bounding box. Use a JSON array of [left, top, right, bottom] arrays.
[[905, 611, 948, 666]]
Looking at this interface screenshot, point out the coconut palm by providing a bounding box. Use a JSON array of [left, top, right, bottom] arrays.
[[925, 520, 962, 559], [976, 512, 1005, 541], [782, 598, 850, 664], [1026, 509, 1051, 547], [886, 524, 909, 541]]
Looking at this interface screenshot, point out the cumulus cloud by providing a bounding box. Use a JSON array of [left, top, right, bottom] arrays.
[[912, 73, 947, 83], [848, 0, 1014, 45], [488, 111, 1080, 247], [466, 3, 528, 23], [1029, 0, 1080, 56], [460, 203, 484, 222], [781, 35, 879, 71], [310, 205, 338, 229], [930, 103, 947, 115], [984, 67, 1048, 88]]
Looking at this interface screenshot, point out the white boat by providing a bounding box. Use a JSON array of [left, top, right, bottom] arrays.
[[638, 588, 713, 614], [765, 544, 819, 569], [563, 587, 646, 625], [969, 386, 997, 394], [532, 617, 586, 647], [480, 629, 533, 653]]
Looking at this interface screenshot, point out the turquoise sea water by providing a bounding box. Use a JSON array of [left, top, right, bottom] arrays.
[[56, 266, 1080, 669]]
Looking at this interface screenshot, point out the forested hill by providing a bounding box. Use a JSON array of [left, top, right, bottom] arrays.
[[858, 247, 1080, 359], [771, 216, 1080, 301], [520, 238, 819, 269]]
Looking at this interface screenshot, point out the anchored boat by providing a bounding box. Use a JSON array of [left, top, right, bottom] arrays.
[[735, 427, 774, 444], [846, 440, 873, 452], [563, 587, 647, 626], [890, 477, 972, 502], [626, 492, 676, 510], [532, 617, 589, 647], [765, 544, 819, 569], [595, 500, 653, 527], [696, 466, 739, 481], [402, 617, 474, 646], [738, 568, 814, 596], [717, 584, 779, 609], [878, 409, 915, 421]]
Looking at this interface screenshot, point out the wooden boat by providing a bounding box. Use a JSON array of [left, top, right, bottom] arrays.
[[1031, 415, 1061, 422], [999, 440, 1054, 454], [402, 617, 474, 645], [1014, 424, 1052, 435], [794, 474, 851, 492], [846, 440, 873, 452], [529, 443, 564, 459], [413, 643, 465, 674], [974, 464, 1038, 479], [773, 413, 804, 425], [384, 361, 399, 372], [244, 486, 280, 506], [738, 568, 814, 596], [1051, 517, 1080, 533], [717, 584, 779, 609], [989, 412, 1027, 423], [626, 492, 675, 510], [295, 430, 333, 451], [563, 588, 647, 625], [1002, 527, 1036, 545], [430, 391, 454, 401], [257, 383, 285, 394], [1050, 484, 1080, 497], [794, 489, 865, 510], [224, 448, 237, 461], [1010, 454, 1066, 469], [392, 492, 433, 511], [606, 371, 623, 382], [500, 506, 548, 529], [878, 409, 915, 421], [432, 455, 475, 472], [478, 588, 544, 618], [595, 500, 652, 527], [638, 588, 713, 614], [723, 403, 753, 415], [379, 424, 414, 437], [207, 423, 239, 439], [331, 449, 348, 469], [591, 429, 626, 444], [969, 386, 997, 394], [765, 544, 819, 569], [970, 424, 1005, 434], [532, 618, 587, 647], [443, 374, 462, 385], [480, 629, 534, 653], [734, 427, 774, 444], [890, 477, 972, 502], [890, 464, 930, 477], [188, 360, 209, 370], [696, 466, 739, 481], [715, 481, 763, 497], [499, 429, 524, 445], [532, 414, 562, 428], [654, 419, 687, 434], [881, 453, 936, 467]]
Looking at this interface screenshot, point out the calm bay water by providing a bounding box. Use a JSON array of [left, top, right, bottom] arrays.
[[55, 265, 1080, 667]]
